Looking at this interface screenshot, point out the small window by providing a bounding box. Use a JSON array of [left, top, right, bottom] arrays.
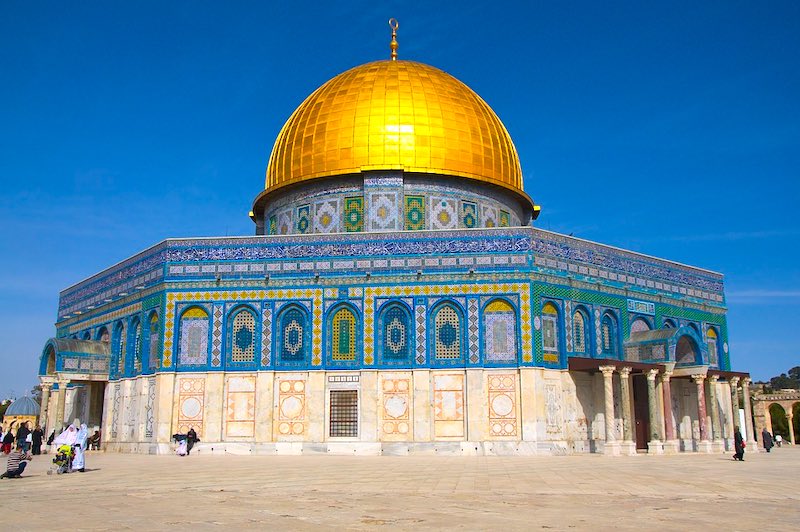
[[573, 310, 588, 353], [542, 303, 559, 352], [329, 390, 358, 437], [707, 328, 719, 366], [601, 314, 617, 357]]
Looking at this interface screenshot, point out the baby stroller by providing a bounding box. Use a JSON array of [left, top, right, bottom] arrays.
[[49, 444, 74, 474]]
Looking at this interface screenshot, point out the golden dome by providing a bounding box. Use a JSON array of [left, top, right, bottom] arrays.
[[264, 60, 527, 200]]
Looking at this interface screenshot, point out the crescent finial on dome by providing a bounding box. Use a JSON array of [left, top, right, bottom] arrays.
[[389, 18, 399, 60]]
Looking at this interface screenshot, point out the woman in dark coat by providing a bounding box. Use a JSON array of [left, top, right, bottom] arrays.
[[186, 427, 198, 455], [761, 428, 774, 452], [733, 426, 745, 461], [31, 425, 44, 455], [1, 426, 14, 454]]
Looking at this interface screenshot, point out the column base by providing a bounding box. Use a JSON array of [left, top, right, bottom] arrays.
[[663, 440, 680, 454], [620, 441, 637, 456], [602, 441, 621, 456], [747, 440, 759, 453], [711, 440, 726, 453], [697, 440, 713, 453], [647, 440, 664, 454], [725, 437, 734, 451]]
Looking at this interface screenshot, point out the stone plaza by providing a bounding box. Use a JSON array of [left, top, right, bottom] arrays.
[[4, 447, 798, 530]]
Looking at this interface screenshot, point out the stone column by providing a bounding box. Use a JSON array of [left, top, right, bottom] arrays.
[[618, 367, 635, 455], [692, 374, 712, 452], [646, 369, 663, 454], [53, 379, 69, 437], [788, 412, 796, 445], [661, 371, 679, 454], [708, 375, 724, 452], [727, 377, 739, 451], [742, 377, 757, 450], [38, 382, 52, 433], [599, 365, 619, 456]]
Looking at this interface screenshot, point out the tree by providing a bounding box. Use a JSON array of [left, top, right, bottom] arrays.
[[768, 366, 800, 391]]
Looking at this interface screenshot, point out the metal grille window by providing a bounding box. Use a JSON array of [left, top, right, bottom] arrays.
[[329, 390, 358, 437]]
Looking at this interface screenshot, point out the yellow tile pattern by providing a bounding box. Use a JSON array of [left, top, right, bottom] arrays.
[[265, 60, 525, 198]]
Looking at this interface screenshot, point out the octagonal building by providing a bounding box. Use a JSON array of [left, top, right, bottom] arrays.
[[37, 36, 754, 455]]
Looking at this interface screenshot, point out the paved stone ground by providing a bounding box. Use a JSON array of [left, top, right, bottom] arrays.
[[2, 447, 798, 530]]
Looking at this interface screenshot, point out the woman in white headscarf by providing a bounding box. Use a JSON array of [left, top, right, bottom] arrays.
[[53, 425, 78, 446], [75, 424, 89, 449]]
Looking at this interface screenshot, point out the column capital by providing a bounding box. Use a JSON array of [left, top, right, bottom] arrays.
[[646, 368, 659, 381], [660, 371, 672, 383], [742, 377, 752, 386], [729, 376, 740, 387], [619, 366, 633, 378], [599, 365, 616, 376], [708, 374, 719, 383], [691, 374, 706, 384], [39, 376, 55, 387]]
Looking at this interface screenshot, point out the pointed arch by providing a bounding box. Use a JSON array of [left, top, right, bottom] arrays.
[[430, 300, 465, 365], [327, 304, 360, 366], [227, 305, 258, 366], [572, 306, 590, 354], [377, 301, 412, 365], [541, 301, 560, 355], [96, 326, 110, 343], [601, 312, 618, 358], [148, 311, 160, 371], [130, 317, 143, 375], [178, 306, 209, 366], [112, 320, 127, 377], [630, 317, 652, 335], [482, 298, 518, 363], [276, 304, 311, 367], [706, 327, 719, 366], [663, 318, 677, 329]]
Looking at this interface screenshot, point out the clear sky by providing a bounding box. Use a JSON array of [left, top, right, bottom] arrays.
[[1, 1, 798, 398]]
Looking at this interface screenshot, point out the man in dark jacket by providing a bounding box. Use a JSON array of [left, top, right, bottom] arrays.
[[15, 422, 31, 453], [733, 426, 745, 461], [761, 428, 774, 452]]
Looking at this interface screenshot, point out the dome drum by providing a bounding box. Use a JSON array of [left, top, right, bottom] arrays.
[[252, 170, 531, 236]]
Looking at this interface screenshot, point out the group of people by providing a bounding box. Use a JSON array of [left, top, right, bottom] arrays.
[[174, 427, 199, 456], [1, 422, 45, 455], [761, 427, 786, 453], [0, 422, 102, 478]]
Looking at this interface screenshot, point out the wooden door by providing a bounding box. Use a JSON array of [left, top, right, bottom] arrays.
[[633, 374, 650, 449]]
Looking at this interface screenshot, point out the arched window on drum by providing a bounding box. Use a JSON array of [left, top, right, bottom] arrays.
[[432, 302, 464, 364], [706, 327, 719, 366], [228, 307, 257, 365], [277, 306, 309, 366], [483, 299, 517, 363], [379, 303, 411, 365], [572, 308, 589, 355], [542, 303, 560, 355], [178, 307, 209, 366]]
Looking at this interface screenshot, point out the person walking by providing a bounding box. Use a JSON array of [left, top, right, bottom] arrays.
[[31, 425, 44, 455], [733, 426, 745, 461], [0, 445, 32, 479], [1, 427, 14, 454], [15, 422, 31, 454], [761, 428, 774, 453], [186, 427, 198, 455]]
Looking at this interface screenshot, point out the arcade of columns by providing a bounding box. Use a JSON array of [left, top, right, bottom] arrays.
[[596, 366, 756, 455]]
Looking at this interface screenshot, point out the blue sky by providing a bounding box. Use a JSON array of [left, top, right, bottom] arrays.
[[0, 1, 798, 398]]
